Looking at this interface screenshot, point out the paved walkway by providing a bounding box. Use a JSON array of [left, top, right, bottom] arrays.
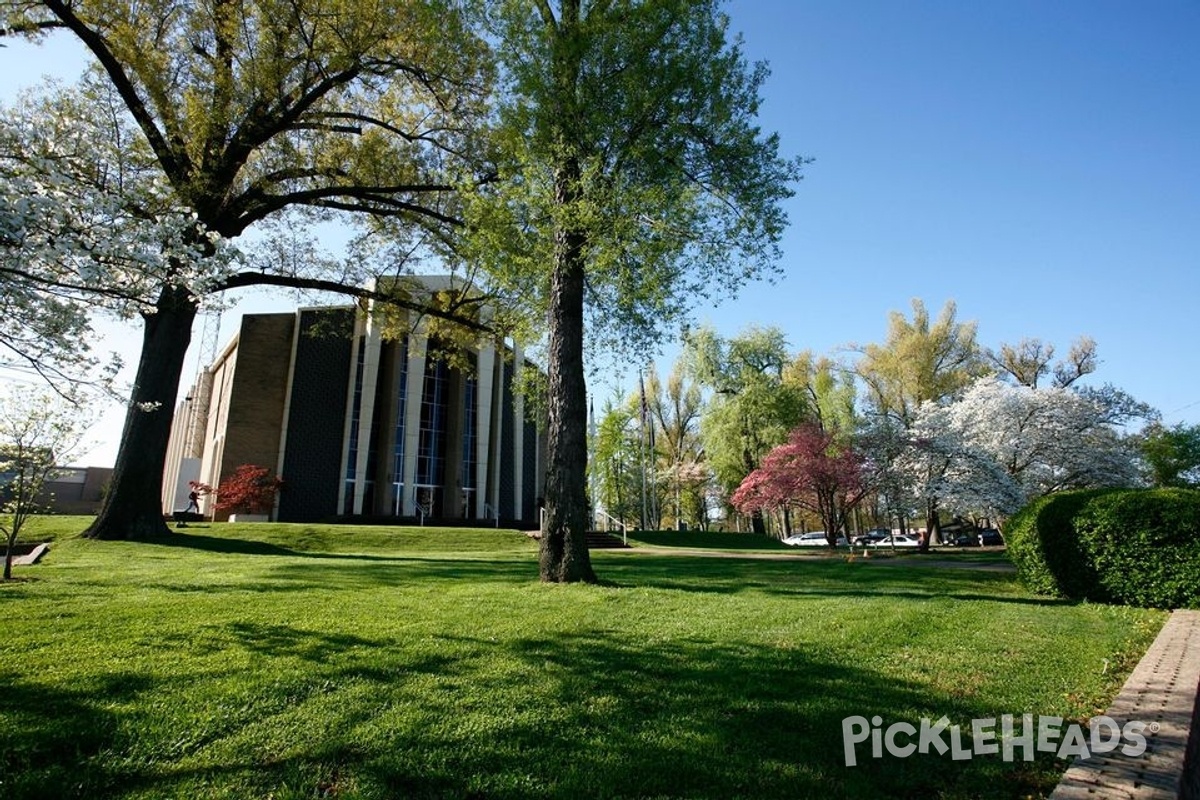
[[862, 556, 1017, 573], [600, 545, 1017, 571], [1050, 609, 1200, 799]]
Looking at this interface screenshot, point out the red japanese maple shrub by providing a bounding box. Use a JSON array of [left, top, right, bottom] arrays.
[[213, 465, 283, 515]]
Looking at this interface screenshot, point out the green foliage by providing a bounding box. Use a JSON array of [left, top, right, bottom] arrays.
[[644, 362, 707, 529], [1004, 489, 1111, 599], [686, 325, 809, 497], [590, 363, 707, 531], [785, 350, 858, 435], [0, 519, 1167, 799], [1139, 422, 1200, 487], [589, 395, 643, 526], [625, 529, 792, 551], [1006, 488, 1200, 608], [854, 299, 985, 424], [466, 0, 804, 581], [7, 0, 498, 541], [467, 0, 805, 355], [1076, 489, 1200, 608]]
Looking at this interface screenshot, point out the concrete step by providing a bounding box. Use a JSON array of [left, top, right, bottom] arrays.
[[585, 531, 630, 549]]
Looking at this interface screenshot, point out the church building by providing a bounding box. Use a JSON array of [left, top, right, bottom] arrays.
[[163, 277, 545, 525]]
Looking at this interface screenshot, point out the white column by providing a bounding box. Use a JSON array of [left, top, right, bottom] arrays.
[[511, 342, 525, 520], [474, 343, 496, 519], [400, 332, 428, 516], [488, 351, 505, 520], [336, 318, 364, 515], [352, 311, 384, 514]]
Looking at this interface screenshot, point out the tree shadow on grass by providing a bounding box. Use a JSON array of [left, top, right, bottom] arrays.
[[53, 627, 1069, 800], [135, 544, 1071, 610], [145, 530, 523, 565], [145, 531, 392, 560], [0, 671, 156, 799], [157, 550, 1070, 609], [593, 555, 1075, 607]]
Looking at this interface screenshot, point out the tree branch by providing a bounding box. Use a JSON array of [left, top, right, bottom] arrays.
[[40, 0, 192, 185], [0, 19, 64, 37], [230, 182, 463, 233], [211, 271, 494, 335]]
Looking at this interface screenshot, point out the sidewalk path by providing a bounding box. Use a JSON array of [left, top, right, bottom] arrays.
[[602, 545, 1017, 572], [1050, 609, 1200, 799]]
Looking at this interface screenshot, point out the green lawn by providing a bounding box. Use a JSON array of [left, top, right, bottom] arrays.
[[0, 518, 1166, 799]]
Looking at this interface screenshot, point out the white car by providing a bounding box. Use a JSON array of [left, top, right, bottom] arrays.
[[867, 534, 920, 547], [783, 531, 849, 547]]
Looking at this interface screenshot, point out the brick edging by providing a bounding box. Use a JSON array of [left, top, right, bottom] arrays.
[[1050, 609, 1200, 799]]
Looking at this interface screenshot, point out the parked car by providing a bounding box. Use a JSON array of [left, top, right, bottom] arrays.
[[853, 528, 892, 546], [948, 529, 1004, 547], [783, 531, 826, 546], [867, 534, 920, 547], [978, 529, 1004, 546], [783, 531, 848, 547]]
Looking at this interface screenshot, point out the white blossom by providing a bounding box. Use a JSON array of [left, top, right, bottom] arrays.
[[898, 377, 1140, 520]]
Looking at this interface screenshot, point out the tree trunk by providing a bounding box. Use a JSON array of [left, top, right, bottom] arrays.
[[85, 285, 197, 540], [919, 500, 941, 553], [539, 159, 596, 583]]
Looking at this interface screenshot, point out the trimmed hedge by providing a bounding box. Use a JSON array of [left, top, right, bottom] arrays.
[[1005, 489, 1111, 599], [1005, 488, 1200, 609]]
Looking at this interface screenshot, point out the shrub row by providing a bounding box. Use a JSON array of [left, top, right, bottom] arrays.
[[1005, 488, 1200, 609]]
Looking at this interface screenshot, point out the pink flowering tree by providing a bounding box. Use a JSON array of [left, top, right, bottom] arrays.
[[731, 422, 871, 544]]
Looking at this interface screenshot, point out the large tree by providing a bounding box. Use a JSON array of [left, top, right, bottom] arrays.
[[987, 336, 1097, 389], [853, 299, 985, 546], [1, 0, 493, 540], [645, 361, 706, 530], [468, 1, 803, 580], [686, 325, 810, 534], [1139, 422, 1200, 488], [0, 107, 130, 391], [854, 299, 984, 426], [589, 394, 643, 529]]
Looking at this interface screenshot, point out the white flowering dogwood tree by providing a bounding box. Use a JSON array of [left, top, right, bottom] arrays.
[[1, 82, 235, 388], [897, 377, 1141, 526]]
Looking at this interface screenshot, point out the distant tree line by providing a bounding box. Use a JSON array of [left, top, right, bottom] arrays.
[[590, 299, 1194, 546]]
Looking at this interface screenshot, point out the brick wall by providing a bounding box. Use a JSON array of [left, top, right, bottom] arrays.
[[1183, 675, 1200, 800], [219, 314, 296, 482]]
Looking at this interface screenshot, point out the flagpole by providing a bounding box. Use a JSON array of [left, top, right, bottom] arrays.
[[587, 396, 596, 530], [639, 371, 648, 532]]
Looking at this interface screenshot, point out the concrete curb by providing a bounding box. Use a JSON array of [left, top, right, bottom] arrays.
[[11, 543, 50, 566], [1050, 609, 1200, 799]]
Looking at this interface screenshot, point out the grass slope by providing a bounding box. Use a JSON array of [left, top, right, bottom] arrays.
[[1, 519, 1165, 799]]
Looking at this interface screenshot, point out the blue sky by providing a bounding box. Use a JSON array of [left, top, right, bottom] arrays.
[[707, 0, 1199, 413], [2, 1, 1198, 466]]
